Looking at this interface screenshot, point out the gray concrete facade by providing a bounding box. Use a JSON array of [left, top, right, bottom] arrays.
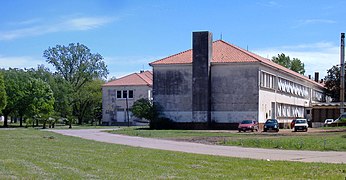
[[153, 65, 193, 122]]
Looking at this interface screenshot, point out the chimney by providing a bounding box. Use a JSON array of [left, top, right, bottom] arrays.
[[314, 72, 319, 82], [192, 31, 212, 126], [308, 75, 311, 79]]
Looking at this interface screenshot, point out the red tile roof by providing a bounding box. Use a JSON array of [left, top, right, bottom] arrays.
[[150, 40, 323, 87], [103, 71, 152, 87]]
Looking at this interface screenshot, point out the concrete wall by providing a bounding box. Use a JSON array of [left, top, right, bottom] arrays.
[[102, 85, 152, 125], [153, 65, 193, 122], [211, 63, 259, 123]]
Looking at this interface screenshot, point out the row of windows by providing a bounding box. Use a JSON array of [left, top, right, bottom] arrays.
[[260, 71, 314, 99], [278, 78, 310, 98], [260, 71, 275, 89], [116, 90, 134, 99], [277, 103, 304, 118]]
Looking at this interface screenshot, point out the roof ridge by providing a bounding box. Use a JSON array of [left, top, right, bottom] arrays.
[[136, 71, 152, 85]]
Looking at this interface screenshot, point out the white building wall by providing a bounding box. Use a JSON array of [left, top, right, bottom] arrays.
[[102, 85, 152, 125], [258, 65, 325, 125]]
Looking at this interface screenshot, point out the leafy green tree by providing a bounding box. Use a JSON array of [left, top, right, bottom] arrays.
[[131, 98, 159, 122], [324, 65, 342, 102], [43, 43, 108, 125], [0, 72, 6, 114], [272, 53, 305, 74], [1, 68, 28, 127], [26, 78, 55, 129], [73, 79, 104, 124]]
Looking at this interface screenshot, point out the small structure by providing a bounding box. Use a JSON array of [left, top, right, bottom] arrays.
[[102, 71, 152, 125], [150, 31, 329, 129]]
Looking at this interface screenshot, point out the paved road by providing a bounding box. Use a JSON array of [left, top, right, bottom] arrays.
[[47, 129, 346, 164]]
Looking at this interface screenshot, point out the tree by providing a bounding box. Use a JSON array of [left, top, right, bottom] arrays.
[[43, 43, 108, 125], [324, 65, 341, 102], [131, 98, 159, 122], [73, 79, 104, 124], [272, 53, 305, 75], [25, 78, 55, 129], [0, 72, 6, 114], [1, 68, 28, 127]]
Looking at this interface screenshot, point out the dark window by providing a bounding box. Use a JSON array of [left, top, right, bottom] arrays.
[[117, 91, 122, 98], [129, 90, 133, 98], [123, 90, 127, 99]]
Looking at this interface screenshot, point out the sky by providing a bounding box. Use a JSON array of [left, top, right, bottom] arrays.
[[1, 0, 345, 79]]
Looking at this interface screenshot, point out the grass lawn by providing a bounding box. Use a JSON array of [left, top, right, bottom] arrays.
[[0, 129, 345, 179], [109, 127, 346, 151]]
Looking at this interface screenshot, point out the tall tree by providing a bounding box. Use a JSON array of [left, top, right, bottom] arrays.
[[43, 43, 108, 124], [73, 79, 104, 124], [0, 68, 27, 127], [26, 78, 55, 129], [272, 53, 305, 75], [324, 65, 342, 102], [0, 72, 6, 114]]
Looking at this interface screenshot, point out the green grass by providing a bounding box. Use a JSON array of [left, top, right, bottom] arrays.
[[109, 127, 346, 151], [0, 129, 345, 179]]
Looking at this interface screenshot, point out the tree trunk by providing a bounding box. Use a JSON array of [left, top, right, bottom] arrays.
[[3, 115, 8, 127], [42, 121, 46, 129], [20, 116, 23, 127], [69, 121, 72, 129], [36, 119, 39, 126]]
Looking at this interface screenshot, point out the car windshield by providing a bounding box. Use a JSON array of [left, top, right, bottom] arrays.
[[241, 120, 253, 124], [266, 119, 277, 123], [296, 119, 306, 124]]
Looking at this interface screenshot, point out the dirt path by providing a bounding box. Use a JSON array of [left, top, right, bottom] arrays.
[[47, 129, 346, 164]]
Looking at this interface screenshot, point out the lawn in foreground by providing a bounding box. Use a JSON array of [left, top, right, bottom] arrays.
[[0, 129, 345, 179], [110, 127, 346, 151]]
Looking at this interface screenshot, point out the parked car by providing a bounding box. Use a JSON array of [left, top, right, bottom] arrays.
[[263, 119, 279, 132], [290, 119, 296, 129], [324, 119, 334, 126], [238, 120, 259, 132], [332, 112, 346, 124], [294, 119, 308, 132]]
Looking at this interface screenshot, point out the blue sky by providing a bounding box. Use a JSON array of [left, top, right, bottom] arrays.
[[0, 0, 345, 79]]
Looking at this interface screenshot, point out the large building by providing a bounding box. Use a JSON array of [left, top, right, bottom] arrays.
[[150, 31, 328, 129], [102, 71, 152, 125]]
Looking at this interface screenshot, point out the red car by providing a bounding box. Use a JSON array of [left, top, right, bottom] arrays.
[[238, 120, 259, 132]]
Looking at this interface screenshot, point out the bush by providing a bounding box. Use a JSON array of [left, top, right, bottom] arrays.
[[150, 117, 174, 129]]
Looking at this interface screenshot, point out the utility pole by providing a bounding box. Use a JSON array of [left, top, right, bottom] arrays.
[[340, 33, 345, 114]]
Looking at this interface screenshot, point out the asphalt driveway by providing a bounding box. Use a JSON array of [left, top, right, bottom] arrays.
[[47, 129, 346, 164]]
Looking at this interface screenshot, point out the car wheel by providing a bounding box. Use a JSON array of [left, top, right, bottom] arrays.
[[251, 129, 254, 132], [305, 128, 308, 132], [238, 130, 241, 132], [276, 129, 279, 132], [263, 129, 267, 132], [294, 128, 297, 132]]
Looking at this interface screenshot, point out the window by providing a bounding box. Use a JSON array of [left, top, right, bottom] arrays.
[[129, 90, 133, 98], [123, 90, 128, 99], [117, 90, 133, 99], [117, 91, 122, 98], [260, 71, 275, 89]]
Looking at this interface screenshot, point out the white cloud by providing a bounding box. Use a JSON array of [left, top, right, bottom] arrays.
[[0, 55, 45, 69], [0, 16, 116, 41], [253, 42, 339, 78], [293, 19, 336, 28]]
